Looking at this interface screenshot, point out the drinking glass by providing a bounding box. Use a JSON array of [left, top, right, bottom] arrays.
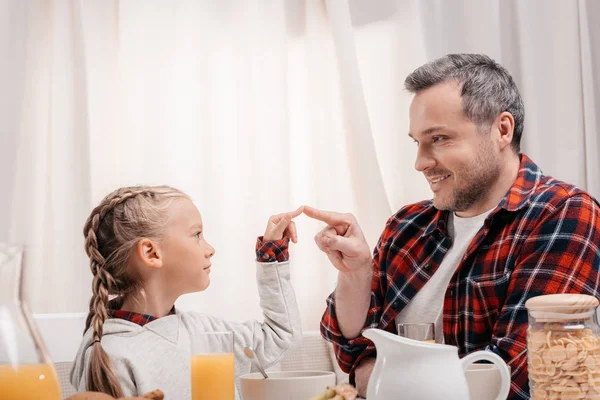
[[396, 322, 435, 343], [190, 331, 235, 400]]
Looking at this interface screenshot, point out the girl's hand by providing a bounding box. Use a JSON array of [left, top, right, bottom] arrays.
[[263, 206, 304, 243]]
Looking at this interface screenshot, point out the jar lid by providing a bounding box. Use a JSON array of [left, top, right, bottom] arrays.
[[526, 294, 599, 321]]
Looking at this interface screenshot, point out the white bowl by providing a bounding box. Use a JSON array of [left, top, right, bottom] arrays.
[[240, 370, 336, 400]]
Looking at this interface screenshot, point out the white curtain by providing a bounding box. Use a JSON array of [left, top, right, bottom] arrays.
[[2, 0, 599, 331]]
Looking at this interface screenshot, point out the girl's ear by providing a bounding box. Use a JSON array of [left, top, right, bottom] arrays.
[[135, 239, 163, 269]]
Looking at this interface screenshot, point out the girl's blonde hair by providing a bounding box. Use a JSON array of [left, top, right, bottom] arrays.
[[82, 185, 188, 397]]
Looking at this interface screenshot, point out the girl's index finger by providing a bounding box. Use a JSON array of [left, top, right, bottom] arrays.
[[288, 205, 304, 219]]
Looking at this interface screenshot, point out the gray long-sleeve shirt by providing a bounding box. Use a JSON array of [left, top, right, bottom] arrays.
[[70, 261, 302, 399]]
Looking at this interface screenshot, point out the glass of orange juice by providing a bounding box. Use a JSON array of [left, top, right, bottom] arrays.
[[191, 330, 235, 400], [397, 323, 436, 343], [0, 243, 61, 400]]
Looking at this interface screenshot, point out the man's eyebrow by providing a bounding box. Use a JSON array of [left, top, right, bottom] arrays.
[[408, 126, 447, 139]]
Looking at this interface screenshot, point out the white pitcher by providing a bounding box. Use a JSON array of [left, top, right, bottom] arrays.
[[363, 328, 511, 400]]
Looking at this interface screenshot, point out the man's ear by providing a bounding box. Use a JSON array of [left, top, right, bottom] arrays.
[[135, 238, 163, 269], [496, 111, 515, 151]]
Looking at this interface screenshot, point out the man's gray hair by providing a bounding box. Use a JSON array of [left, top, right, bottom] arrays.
[[405, 54, 524, 152]]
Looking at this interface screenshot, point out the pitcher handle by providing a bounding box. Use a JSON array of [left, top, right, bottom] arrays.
[[460, 351, 511, 400]]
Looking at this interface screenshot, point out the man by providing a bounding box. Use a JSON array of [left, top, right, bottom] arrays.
[[305, 54, 600, 399]]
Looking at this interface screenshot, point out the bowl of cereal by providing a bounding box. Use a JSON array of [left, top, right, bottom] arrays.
[[239, 370, 336, 400]]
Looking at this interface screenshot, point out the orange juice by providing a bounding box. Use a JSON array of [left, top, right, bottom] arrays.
[[191, 353, 235, 400], [0, 364, 61, 400]]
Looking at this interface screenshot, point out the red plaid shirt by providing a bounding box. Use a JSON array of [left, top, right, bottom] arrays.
[[255, 236, 290, 263], [321, 154, 600, 400], [109, 305, 176, 326]]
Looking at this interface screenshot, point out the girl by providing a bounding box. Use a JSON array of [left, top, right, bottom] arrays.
[[70, 186, 303, 399]]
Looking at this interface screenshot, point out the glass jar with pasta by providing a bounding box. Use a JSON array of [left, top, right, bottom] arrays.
[[525, 294, 600, 400]]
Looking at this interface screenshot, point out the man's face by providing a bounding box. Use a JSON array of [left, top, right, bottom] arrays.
[[408, 81, 501, 213]]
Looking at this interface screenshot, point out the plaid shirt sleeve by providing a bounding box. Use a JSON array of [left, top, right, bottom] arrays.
[[255, 236, 290, 263], [484, 194, 600, 400], [320, 221, 392, 376]]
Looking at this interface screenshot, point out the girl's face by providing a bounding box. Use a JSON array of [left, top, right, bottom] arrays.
[[158, 198, 215, 294]]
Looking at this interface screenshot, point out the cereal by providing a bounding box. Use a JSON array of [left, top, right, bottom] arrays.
[[528, 326, 600, 399]]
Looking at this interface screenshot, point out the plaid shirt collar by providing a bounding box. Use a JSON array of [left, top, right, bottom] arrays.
[[497, 154, 541, 211], [422, 153, 540, 238], [108, 304, 176, 327]]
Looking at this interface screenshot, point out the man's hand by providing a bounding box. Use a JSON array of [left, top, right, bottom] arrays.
[[303, 206, 372, 273]]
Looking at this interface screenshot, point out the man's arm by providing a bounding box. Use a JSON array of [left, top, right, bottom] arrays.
[[334, 265, 373, 339], [303, 206, 375, 339], [318, 216, 390, 374]]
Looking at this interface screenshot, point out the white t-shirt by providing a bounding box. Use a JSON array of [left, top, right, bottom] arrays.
[[395, 209, 493, 342]]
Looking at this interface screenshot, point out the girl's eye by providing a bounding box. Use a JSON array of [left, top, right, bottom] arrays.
[[194, 232, 202, 239]]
